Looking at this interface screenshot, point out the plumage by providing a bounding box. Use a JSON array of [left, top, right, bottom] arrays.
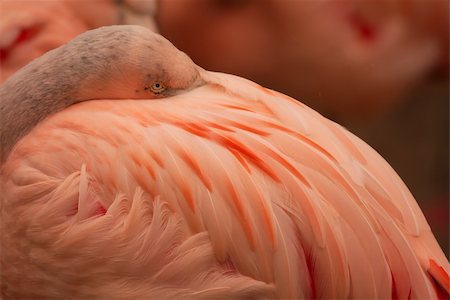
[[1, 25, 448, 299]]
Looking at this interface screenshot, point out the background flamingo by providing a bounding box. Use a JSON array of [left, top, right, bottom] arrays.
[[1, 25, 449, 299]]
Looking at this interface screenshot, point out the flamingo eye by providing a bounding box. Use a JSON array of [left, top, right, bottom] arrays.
[[150, 82, 165, 94]]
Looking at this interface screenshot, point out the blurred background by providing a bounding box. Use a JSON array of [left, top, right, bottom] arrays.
[[1, 0, 448, 254]]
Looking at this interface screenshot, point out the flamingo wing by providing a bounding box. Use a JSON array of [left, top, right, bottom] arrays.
[[1, 72, 448, 299]]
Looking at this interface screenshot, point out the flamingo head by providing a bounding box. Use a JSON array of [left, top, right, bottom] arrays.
[[66, 25, 206, 100]]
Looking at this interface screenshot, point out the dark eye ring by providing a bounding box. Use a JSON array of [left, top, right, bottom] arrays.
[[150, 82, 165, 94]]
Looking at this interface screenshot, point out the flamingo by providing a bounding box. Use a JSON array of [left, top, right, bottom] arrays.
[[0, 0, 157, 84], [1, 25, 448, 299], [0, 0, 118, 84]]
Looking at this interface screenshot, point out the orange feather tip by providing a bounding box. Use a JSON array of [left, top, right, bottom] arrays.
[[428, 259, 450, 297]]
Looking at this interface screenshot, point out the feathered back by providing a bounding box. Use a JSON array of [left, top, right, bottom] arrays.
[[1, 72, 448, 299]]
